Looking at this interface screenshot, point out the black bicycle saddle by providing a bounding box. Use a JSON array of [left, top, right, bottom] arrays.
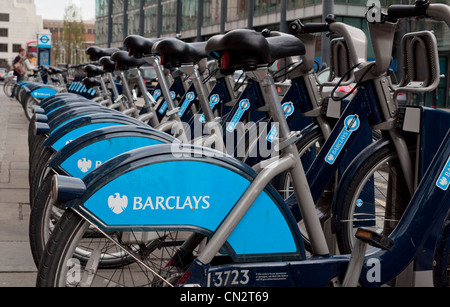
[[206, 29, 305, 71], [99, 56, 116, 72], [110, 51, 147, 70], [152, 38, 207, 68], [124, 35, 163, 58], [86, 47, 121, 61], [84, 64, 105, 77], [82, 77, 101, 89]]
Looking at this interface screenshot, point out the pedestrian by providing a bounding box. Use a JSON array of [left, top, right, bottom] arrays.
[[12, 47, 25, 82], [20, 53, 36, 81]]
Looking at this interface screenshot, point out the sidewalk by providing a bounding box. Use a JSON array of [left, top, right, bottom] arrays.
[[0, 87, 36, 287]]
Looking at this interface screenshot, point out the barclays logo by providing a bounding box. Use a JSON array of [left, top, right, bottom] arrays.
[[77, 158, 103, 174], [436, 155, 450, 191], [77, 158, 92, 173], [108, 193, 128, 215], [107, 194, 211, 215]]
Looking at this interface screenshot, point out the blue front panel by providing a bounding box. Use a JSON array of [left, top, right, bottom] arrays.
[[31, 87, 58, 99], [81, 160, 301, 258], [51, 123, 123, 151], [60, 137, 164, 178]]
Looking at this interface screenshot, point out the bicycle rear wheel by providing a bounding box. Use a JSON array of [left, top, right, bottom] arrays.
[[3, 80, 15, 97], [37, 209, 194, 287]]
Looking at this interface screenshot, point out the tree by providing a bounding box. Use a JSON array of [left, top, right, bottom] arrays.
[[61, 4, 86, 65]]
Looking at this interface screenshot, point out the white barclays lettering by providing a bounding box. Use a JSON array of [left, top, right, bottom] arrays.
[[133, 196, 210, 211]]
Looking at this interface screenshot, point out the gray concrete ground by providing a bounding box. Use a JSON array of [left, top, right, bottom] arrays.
[[0, 86, 37, 287]]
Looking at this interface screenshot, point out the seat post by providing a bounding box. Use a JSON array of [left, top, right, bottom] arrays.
[[250, 67, 331, 256]]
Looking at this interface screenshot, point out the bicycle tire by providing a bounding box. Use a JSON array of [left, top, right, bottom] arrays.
[[23, 95, 38, 121], [37, 209, 192, 287], [29, 147, 54, 206], [29, 172, 59, 267], [3, 80, 15, 98], [335, 144, 414, 254]]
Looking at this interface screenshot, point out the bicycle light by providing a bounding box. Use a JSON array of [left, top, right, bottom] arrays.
[[51, 175, 86, 206]]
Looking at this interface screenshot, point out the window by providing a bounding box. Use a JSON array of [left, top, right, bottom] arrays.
[[161, 0, 177, 34], [0, 14, 9, 22], [0, 28, 7, 37], [227, 0, 249, 22], [96, 0, 109, 17], [254, 0, 281, 16], [0, 44, 8, 52], [13, 44, 22, 52], [203, 0, 221, 27], [182, 0, 198, 31]]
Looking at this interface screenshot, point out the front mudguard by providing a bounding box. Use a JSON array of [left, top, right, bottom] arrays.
[[63, 144, 306, 262]]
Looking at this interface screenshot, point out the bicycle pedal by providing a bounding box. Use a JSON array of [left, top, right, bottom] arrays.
[[355, 228, 394, 251]]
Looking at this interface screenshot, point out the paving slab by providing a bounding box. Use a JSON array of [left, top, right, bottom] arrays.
[[0, 90, 37, 287]]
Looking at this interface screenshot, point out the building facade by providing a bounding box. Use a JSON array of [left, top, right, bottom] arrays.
[[44, 19, 96, 66], [0, 0, 47, 69], [95, 0, 449, 108]]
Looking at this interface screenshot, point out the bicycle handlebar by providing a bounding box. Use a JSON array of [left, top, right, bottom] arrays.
[[387, 2, 450, 28], [289, 14, 335, 35], [289, 21, 330, 34], [387, 1, 429, 19]]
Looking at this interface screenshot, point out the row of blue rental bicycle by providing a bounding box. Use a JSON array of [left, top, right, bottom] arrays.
[[21, 0, 450, 287]]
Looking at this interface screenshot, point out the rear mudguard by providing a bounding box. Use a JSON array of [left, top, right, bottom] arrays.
[[43, 103, 109, 123], [45, 104, 119, 125], [48, 125, 177, 178], [66, 144, 306, 262], [39, 93, 84, 109], [331, 138, 392, 233], [43, 109, 130, 135], [43, 113, 149, 151], [43, 99, 102, 117], [29, 86, 58, 100]]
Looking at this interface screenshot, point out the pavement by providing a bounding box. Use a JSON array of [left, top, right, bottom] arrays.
[[0, 87, 37, 287]]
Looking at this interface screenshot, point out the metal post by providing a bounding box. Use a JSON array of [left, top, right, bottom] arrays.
[[248, 0, 254, 29], [220, 0, 227, 34], [280, 0, 287, 33], [139, 0, 145, 36], [123, 0, 128, 41], [157, 0, 162, 38], [107, 0, 113, 47], [197, 0, 204, 41], [176, 0, 182, 35], [321, 0, 333, 67]]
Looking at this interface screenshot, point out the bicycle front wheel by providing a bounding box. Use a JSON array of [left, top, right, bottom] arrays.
[[335, 144, 414, 254]]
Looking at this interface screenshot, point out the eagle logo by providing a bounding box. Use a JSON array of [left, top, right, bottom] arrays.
[[108, 193, 128, 215], [77, 158, 92, 173]]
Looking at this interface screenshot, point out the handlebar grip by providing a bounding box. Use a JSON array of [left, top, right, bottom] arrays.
[[388, 4, 428, 19], [289, 20, 330, 34], [302, 23, 330, 33]]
